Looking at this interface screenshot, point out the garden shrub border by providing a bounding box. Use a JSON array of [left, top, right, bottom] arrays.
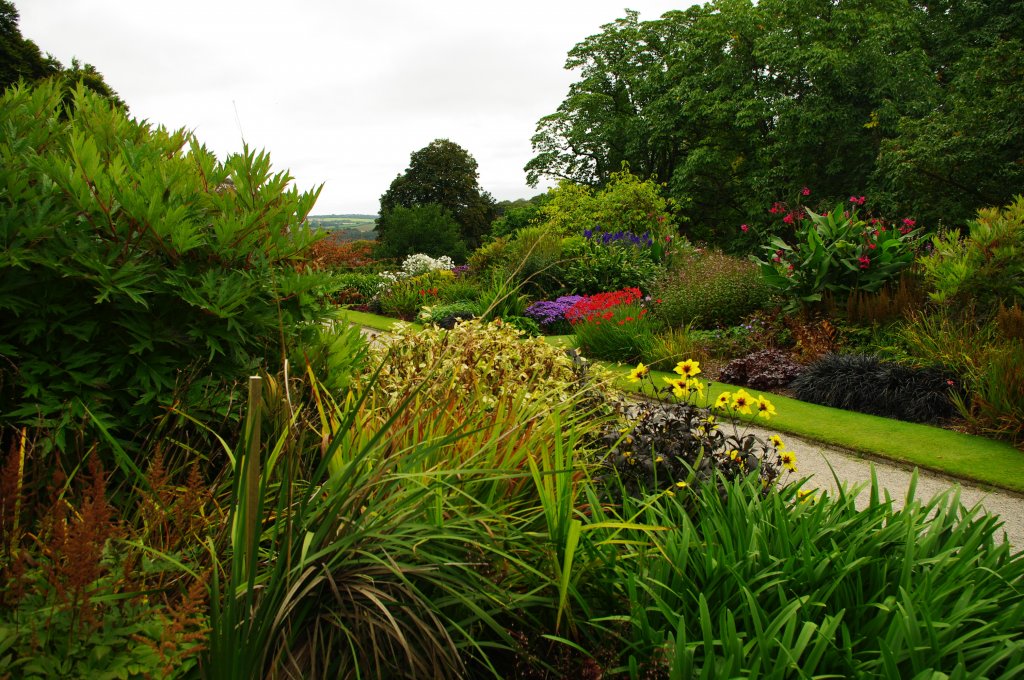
[[347, 311, 1024, 494]]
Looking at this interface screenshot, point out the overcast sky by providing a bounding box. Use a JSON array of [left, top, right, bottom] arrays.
[[19, 1, 689, 215]]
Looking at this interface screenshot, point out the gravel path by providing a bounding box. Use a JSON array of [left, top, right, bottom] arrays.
[[742, 422, 1024, 550]]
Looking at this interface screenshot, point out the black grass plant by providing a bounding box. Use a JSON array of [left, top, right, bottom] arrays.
[[791, 352, 962, 423]]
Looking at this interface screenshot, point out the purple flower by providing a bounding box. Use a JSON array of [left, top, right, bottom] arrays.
[[525, 295, 584, 326]]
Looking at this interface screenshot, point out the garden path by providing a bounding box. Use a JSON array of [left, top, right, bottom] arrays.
[[744, 422, 1024, 550]]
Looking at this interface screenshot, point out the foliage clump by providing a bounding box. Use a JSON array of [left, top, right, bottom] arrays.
[[791, 353, 960, 423], [0, 81, 333, 450], [652, 250, 771, 329], [719, 349, 804, 391], [368, 319, 586, 408], [918, 195, 1024, 316]]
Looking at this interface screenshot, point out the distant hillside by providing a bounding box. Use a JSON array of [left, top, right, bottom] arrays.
[[308, 214, 377, 242]]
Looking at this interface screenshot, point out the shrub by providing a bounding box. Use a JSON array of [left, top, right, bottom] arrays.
[[562, 236, 661, 295], [465, 236, 511, 279], [374, 204, 469, 261], [307, 238, 378, 270], [754, 201, 923, 309], [332, 272, 385, 304], [0, 82, 334, 452], [791, 353, 961, 423], [400, 252, 456, 277], [596, 369, 790, 499], [954, 339, 1024, 445], [652, 250, 772, 329], [475, 271, 530, 322], [719, 349, 804, 390], [417, 301, 479, 328], [503, 225, 566, 297], [918, 195, 1024, 316]]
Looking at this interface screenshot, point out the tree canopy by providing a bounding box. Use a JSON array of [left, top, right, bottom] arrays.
[[378, 139, 496, 252], [527, 0, 1024, 244], [0, 0, 123, 107]]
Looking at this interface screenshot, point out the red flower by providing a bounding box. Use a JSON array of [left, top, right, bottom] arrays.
[[801, 186, 811, 196], [903, 218, 916, 227], [741, 224, 749, 232], [859, 255, 870, 269], [782, 213, 794, 225], [868, 243, 876, 250]]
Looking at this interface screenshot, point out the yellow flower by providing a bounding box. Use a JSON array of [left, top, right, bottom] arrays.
[[797, 489, 814, 502], [674, 359, 702, 378], [655, 456, 664, 463], [628, 362, 650, 382], [714, 391, 732, 409], [769, 434, 784, 448], [665, 490, 675, 497], [687, 378, 706, 398], [675, 481, 688, 488], [728, 449, 740, 461], [663, 376, 689, 398], [755, 394, 776, 420], [732, 389, 754, 415], [779, 450, 797, 472]]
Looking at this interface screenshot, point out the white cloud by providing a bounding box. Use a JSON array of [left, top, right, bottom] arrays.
[[18, 0, 690, 213]]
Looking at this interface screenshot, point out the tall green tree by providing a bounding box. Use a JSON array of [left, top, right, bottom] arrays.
[[378, 139, 496, 251], [528, 0, 1023, 246], [0, 0, 123, 107]]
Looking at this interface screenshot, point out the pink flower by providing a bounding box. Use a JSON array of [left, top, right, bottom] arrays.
[[858, 255, 870, 269], [850, 195, 866, 205], [903, 218, 916, 227], [741, 224, 749, 232], [868, 243, 876, 250], [782, 213, 794, 225], [801, 186, 811, 196]]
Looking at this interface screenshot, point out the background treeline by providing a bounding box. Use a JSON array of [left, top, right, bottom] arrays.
[[526, 0, 1024, 245]]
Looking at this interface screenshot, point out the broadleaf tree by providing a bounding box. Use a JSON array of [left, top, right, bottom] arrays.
[[378, 139, 496, 254]]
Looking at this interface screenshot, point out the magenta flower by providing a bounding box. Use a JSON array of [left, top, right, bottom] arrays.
[[741, 224, 749, 232]]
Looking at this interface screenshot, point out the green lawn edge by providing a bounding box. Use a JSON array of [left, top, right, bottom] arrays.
[[340, 309, 422, 332], [342, 311, 1024, 494]]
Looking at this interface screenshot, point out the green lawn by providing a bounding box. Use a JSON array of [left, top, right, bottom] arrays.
[[343, 311, 1024, 494]]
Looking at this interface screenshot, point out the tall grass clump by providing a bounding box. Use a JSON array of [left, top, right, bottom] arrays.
[[652, 250, 772, 329], [597, 473, 1024, 677], [790, 353, 960, 423]]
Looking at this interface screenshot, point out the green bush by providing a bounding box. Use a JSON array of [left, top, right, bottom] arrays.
[[0, 82, 334, 452], [374, 204, 469, 262], [919, 195, 1024, 316], [562, 237, 661, 295], [504, 225, 566, 297], [465, 236, 511, 279], [955, 339, 1024, 445], [333, 272, 385, 299], [652, 250, 772, 328]]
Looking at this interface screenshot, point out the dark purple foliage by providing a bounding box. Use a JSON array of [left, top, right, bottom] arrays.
[[719, 350, 804, 390]]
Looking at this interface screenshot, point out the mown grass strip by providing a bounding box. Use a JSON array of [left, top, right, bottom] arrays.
[[343, 311, 1024, 493]]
